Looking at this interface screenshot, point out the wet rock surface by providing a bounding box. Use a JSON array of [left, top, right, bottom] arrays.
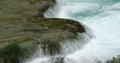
[[0, 0, 92, 63]]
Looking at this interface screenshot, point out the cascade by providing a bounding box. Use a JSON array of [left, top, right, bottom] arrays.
[[26, 0, 120, 63]]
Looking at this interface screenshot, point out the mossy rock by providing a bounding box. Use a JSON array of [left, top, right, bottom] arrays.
[[0, 18, 86, 47], [0, 42, 37, 63], [0, 0, 56, 21], [0, 0, 92, 63], [0, 18, 87, 62]]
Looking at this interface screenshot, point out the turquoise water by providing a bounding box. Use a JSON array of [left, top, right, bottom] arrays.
[[26, 0, 120, 63], [57, 0, 120, 62], [59, 0, 120, 5], [68, 0, 120, 4]]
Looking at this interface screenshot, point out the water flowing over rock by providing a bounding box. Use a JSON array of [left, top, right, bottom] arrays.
[[0, 0, 93, 63]]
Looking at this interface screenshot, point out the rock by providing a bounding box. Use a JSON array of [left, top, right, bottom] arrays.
[[0, 0, 92, 63], [53, 57, 64, 63], [0, 18, 86, 47], [0, 0, 56, 21]]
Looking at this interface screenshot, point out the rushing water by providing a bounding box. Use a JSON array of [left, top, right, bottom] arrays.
[[26, 0, 120, 63]]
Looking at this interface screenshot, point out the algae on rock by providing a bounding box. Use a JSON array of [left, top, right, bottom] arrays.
[[0, 0, 92, 63]]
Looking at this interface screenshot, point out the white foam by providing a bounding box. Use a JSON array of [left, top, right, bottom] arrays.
[[26, 0, 120, 63], [57, 1, 120, 63]]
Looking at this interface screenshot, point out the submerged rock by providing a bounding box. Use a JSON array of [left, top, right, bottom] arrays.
[[53, 57, 64, 63]]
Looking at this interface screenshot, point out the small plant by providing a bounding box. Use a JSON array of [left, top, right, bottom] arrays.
[[106, 55, 120, 63]]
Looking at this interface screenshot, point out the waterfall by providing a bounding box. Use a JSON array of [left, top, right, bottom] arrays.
[[25, 0, 120, 63], [25, 32, 93, 63]]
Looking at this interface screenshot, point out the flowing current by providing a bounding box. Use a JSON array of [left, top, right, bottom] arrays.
[[26, 0, 120, 63]]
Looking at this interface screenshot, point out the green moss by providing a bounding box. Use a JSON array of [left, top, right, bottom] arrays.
[[27, 18, 85, 34], [40, 39, 61, 55], [0, 57, 4, 63], [19, 42, 38, 61], [0, 0, 87, 62], [0, 41, 38, 63], [0, 43, 21, 63]]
